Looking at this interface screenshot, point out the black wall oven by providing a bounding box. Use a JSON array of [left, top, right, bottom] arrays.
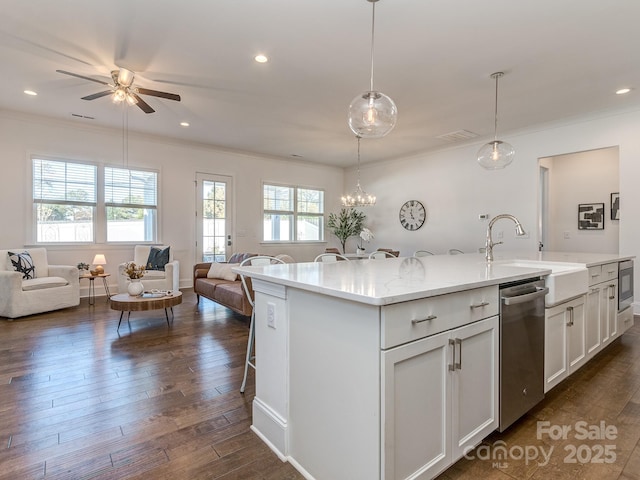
[[619, 260, 634, 312]]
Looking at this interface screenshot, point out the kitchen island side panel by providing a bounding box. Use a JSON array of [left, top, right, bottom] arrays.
[[288, 288, 382, 480]]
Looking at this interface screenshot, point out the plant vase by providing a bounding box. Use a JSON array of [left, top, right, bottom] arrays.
[[356, 247, 366, 255], [127, 279, 144, 296]]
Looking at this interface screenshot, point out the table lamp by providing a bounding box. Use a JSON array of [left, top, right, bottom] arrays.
[[92, 254, 106, 274]]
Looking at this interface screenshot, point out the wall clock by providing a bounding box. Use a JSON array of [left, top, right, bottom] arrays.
[[399, 200, 426, 231]]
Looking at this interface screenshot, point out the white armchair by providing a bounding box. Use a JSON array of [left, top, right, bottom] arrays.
[[117, 245, 179, 294], [0, 248, 80, 319]]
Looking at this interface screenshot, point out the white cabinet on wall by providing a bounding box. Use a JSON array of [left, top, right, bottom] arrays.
[[382, 316, 498, 480], [544, 295, 587, 393]]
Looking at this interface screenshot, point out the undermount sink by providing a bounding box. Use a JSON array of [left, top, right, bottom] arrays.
[[501, 260, 588, 307]]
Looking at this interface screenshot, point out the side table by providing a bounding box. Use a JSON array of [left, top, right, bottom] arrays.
[[80, 273, 111, 305]]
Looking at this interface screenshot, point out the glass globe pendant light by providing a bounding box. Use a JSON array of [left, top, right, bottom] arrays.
[[477, 72, 515, 170], [348, 0, 397, 139], [342, 136, 376, 207]]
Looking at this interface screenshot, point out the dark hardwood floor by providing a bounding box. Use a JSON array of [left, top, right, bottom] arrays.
[[1, 290, 639, 479], [0, 290, 303, 479]]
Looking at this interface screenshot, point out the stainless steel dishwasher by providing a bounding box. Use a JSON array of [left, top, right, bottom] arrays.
[[499, 278, 549, 432]]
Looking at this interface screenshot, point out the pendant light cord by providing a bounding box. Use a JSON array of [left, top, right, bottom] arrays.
[[356, 136, 362, 186], [493, 74, 499, 141], [369, 1, 376, 92]]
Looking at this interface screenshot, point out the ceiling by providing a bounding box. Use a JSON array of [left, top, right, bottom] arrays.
[[2, 0, 640, 168]]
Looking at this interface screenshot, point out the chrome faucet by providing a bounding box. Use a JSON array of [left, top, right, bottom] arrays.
[[485, 214, 526, 262]]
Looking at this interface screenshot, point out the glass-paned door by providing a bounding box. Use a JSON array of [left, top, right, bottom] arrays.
[[196, 173, 232, 262]]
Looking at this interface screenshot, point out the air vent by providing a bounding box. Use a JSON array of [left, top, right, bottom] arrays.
[[437, 129, 479, 142], [71, 113, 95, 120]]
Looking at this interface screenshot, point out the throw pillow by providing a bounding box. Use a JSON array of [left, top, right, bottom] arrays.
[[207, 263, 239, 281], [8, 251, 36, 279], [146, 246, 170, 271]]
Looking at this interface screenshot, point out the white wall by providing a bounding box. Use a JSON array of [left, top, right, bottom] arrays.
[[0, 111, 344, 295], [346, 108, 640, 310], [544, 147, 619, 253]]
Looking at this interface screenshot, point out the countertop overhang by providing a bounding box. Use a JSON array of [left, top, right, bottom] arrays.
[[234, 251, 634, 306]]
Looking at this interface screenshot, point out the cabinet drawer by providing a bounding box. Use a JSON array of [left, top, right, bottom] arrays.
[[588, 266, 602, 286], [602, 262, 618, 281], [618, 307, 634, 334], [381, 285, 498, 349]]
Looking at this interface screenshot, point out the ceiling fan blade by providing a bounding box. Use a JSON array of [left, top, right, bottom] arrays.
[[131, 93, 155, 114], [81, 90, 113, 101], [136, 87, 181, 102], [56, 69, 112, 86]]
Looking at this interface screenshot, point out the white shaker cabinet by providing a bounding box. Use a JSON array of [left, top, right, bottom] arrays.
[[382, 316, 499, 480], [544, 295, 587, 393], [585, 262, 618, 361]]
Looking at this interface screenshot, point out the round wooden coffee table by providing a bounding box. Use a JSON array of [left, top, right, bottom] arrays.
[[110, 291, 183, 330]]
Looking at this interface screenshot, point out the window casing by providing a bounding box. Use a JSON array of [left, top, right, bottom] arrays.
[[33, 158, 97, 243], [105, 167, 157, 242], [263, 183, 324, 242], [32, 157, 158, 244]]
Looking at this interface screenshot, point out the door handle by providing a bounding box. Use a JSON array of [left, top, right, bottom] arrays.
[[448, 339, 456, 371], [566, 306, 574, 326], [609, 284, 616, 300], [455, 338, 462, 370], [502, 287, 549, 305]]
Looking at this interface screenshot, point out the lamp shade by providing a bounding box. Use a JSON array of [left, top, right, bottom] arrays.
[[477, 140, 515, 170], [348, 91, 397, 138], [92, 254, 106, 274]]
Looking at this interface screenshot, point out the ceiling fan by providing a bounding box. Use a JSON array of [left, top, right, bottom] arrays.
[[56, 68, 181, 114]]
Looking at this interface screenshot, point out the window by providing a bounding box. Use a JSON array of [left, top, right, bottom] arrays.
[[105, 167, 157, 242], [32, 158, 158, 244], [263, 183, 324, 242], [33, 158, 96, 243]]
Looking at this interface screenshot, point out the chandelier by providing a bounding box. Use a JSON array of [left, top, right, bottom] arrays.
[[342, 136, 376, 207]]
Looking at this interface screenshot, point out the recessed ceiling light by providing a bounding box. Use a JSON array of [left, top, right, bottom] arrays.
[[616, 88, 631, 95], [180, 122, 190, 127], [254, 54, 268, 64], [24, 90, 38, 96]]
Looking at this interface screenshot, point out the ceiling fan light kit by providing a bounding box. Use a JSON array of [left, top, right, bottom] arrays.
[[347, 0, 397, 139], [56, 67, 181, 114], [477, 71, 515, 170]]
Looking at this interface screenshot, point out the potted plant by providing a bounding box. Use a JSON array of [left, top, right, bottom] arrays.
[[123, 261, 146, 296], [327, 208, 365, 254], [357, 227, 374, 255]]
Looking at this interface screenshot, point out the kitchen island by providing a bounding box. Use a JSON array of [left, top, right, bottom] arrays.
[[234, 252, 633, 480]]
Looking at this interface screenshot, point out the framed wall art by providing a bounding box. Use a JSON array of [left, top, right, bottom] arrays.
[[611, 192, 620, 220], [578, 203, 605, 230]]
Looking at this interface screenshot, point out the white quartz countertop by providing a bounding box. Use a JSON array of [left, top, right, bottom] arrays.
[[492, 251, 634, 267], [234, 253, 553, 306], [234, 251, 634, 306]]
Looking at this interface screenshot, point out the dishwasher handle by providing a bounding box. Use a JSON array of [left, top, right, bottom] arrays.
[[502, 286, 549, 306]]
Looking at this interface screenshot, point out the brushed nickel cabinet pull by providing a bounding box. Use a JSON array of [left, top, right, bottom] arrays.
[[470, 301, 490, 309], [566, 306, 574, 326], [411, 315, 437, 325], [455, 338, 462, 370], [448, 339, 456, 371]]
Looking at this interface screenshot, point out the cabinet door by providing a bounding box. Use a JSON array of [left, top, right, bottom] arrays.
[[544, 303, 569, 392], [451, 316, 499, 459], [606, 280, 618, 342], [567, 295, 587, 374], [585, 285, 602, 358], [382, 331, 451, 480]]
